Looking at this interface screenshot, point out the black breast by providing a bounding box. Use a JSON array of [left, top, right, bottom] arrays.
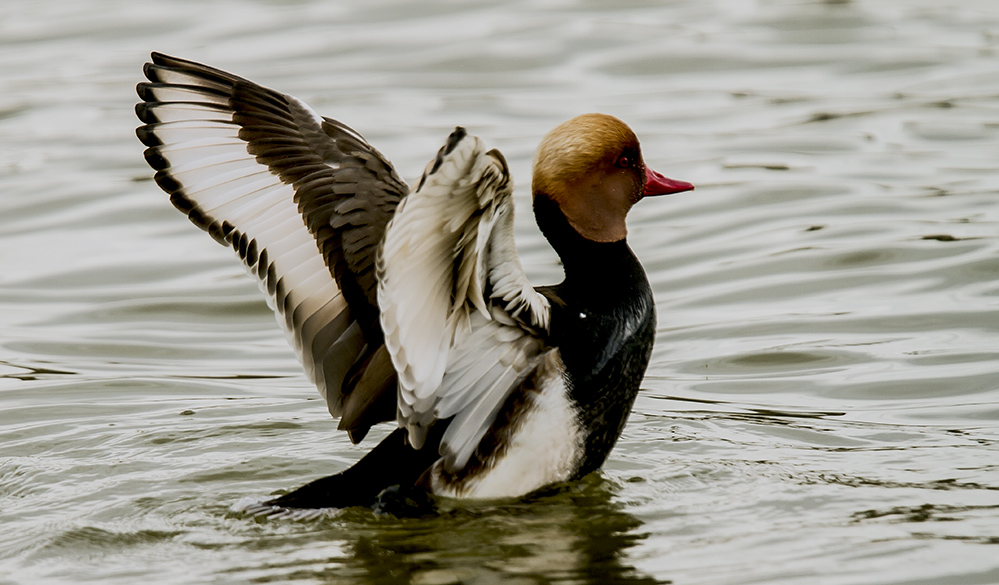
[[534, 195, 657, 478]]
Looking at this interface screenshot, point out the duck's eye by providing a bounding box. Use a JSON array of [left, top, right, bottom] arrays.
[[616, 156, 630, 168]]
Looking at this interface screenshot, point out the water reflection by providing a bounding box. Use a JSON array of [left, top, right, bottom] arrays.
[[258, 478, 666, 585]]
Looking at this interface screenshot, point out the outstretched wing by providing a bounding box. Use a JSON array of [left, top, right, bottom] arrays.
[[377, 128, 552, 470], [135, 53, 406, 424]]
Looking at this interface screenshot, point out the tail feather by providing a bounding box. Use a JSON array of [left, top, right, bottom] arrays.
[[265, 428, 441, 509]]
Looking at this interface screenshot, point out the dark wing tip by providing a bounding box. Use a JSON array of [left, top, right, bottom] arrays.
[[168, 191, 195, 215], [141, 61, 159, 83], [245, 236, 260, 266], [207, 219, 229, 244], [142, 147, 169, 170], [219, 220, 236, 242], [149, 52, 192, 69], [136, 126, 162, 148], [135, 82, 156, 102], [415, 126, 473, 192], [173, 196, 229, 246], [154, 170, 182, 194], [147, 52, 252, 87], [134, 102, 156, 123], [444, 127, 467, 155]]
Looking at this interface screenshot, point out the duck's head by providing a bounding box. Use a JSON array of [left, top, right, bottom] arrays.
[[532, 113, 693, 243]]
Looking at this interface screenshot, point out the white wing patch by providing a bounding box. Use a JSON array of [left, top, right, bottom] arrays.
[[138, 64, 360, 412], [154, 115, 352, 404], [377, 130, 551, 466]]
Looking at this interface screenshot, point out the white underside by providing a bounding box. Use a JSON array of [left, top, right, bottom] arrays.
[[430, 359, 583, 499]]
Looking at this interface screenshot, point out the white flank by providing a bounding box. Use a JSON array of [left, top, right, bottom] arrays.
[[431, 351, 584, 499]]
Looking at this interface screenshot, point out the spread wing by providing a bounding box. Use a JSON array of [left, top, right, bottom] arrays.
[[135, 52, 406, 425], [377, 129, 551, 470]]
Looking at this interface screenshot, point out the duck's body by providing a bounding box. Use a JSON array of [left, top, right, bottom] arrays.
[[537, 213, 658, 482], [135, 53, 692, 508]]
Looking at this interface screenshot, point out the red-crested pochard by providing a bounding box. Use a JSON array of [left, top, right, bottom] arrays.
[[135, 53, 693, 509]]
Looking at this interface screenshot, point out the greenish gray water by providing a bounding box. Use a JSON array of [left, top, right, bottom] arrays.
[[1, 0, 998, 583]]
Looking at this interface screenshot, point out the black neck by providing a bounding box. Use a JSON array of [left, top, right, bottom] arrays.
[[533, 193, 641, 288]]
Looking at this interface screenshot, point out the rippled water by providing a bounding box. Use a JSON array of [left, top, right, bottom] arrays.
[[2, 0, 998, 583]]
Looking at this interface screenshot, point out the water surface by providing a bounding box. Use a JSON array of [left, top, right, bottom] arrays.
[[2, 0, 998, 583]]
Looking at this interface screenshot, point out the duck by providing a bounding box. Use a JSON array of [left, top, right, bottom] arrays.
[[135, 52, 693, 509]]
